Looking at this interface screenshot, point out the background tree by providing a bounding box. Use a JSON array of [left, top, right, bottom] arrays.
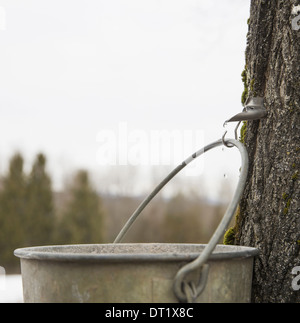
[[25, 153, 54, 246], [232, 0, 300, 303], [58, 170, 104, 244], [0, 153, 27, 271], [161, 192, 215, 243]]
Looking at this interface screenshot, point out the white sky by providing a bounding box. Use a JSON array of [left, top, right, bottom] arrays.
[[0, 0, 250, 198]]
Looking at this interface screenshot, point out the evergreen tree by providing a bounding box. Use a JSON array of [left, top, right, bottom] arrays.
[[25, 153, 54, 246], [0, 153, 27, 271], [58, 170, 104, 244]]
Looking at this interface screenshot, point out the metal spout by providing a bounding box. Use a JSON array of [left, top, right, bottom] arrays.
[[222, 97, 267, 146], [226, 97, 267, 123]]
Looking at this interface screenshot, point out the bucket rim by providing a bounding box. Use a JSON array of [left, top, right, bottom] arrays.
[[14, 243, 259, 263]]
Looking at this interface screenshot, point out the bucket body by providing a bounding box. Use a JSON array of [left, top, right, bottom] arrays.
[[15, 243, 258, 303]]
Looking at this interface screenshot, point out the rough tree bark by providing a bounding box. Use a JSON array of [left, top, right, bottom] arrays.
[[234, 0, 300, 303]]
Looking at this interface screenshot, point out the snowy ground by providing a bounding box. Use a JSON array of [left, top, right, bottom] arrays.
[[0, 275, 23, 303]]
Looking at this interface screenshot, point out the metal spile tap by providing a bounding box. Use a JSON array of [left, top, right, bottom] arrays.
[[222, 97, 267, 146]]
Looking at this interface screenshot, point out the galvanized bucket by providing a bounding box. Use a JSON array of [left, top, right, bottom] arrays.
[[14, 139, 259, 303], [15, 243, 257, 303]]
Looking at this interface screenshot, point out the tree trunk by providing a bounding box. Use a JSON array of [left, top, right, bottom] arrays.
[[235, 0, 300, 303]]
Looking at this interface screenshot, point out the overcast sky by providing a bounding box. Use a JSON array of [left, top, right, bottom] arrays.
[[0, 0, 250, 198]]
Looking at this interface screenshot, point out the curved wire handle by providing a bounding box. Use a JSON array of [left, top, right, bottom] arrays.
[[173, 139, 248, 302], [113, 138, 249, 302]]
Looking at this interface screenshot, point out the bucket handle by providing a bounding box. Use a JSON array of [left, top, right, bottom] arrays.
[[113, 138, 249, 302]]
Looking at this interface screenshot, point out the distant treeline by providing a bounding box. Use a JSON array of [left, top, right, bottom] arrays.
[[0, 152, 227, 273]]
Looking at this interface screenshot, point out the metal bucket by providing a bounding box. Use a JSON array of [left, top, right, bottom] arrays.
[[14, 243, 258, 303], [14, 139, 259, 303]]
